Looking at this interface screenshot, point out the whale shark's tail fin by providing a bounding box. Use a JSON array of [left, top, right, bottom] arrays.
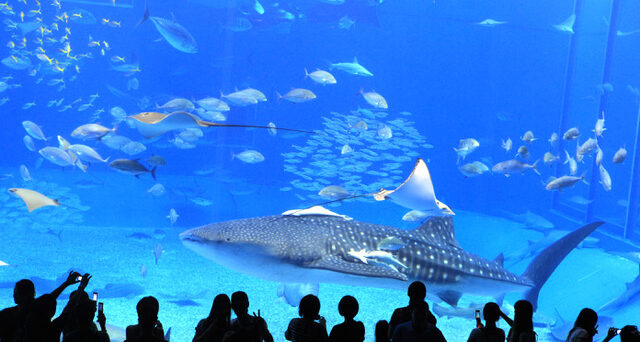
[[521, 221, 604, 309]]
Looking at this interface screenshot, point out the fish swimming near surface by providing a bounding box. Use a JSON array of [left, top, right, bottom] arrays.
[[139, 2, 198, 53], [330, 57, 373, 77], [613, 146, 627, 163], [492, 159, 539, 177], [181, 210, 603, 309]]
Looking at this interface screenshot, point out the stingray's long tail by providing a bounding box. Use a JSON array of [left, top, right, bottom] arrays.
[[521, 221, 604, 310]]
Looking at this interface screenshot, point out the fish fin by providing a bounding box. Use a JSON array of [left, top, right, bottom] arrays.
[[353, 56, 358, 63], [493, 253, 504, 266], [164, 327, 171, 342], [494, 294, 505, 307], [276, 91, 282, 103], [137, 0, 149, 27], [277, 283, 318, 307], [504, 173, 510, 177], [414, 216, 460, 248], [437, 290, 462, 308], [151, 166, 157, 180], [308, 255, 407, 281], [532, 159, 541, 175], [304, 68, 309, 79], [522, 221, 604, 309]]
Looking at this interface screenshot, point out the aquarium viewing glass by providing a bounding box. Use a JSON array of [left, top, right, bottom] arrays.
[[0, 0, 639, 341]]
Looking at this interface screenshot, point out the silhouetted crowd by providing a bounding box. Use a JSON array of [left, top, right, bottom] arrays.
[[0, 272, 638, 342]]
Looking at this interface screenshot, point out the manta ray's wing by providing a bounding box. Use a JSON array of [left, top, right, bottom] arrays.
[[381, 158, 438, 212], [129, 111, 202, 139], [9, 188, 59, 212], [307, 255, 408, 281]]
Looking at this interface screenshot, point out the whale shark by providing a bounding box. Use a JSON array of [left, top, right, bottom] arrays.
[[181, 212, 603, 308]]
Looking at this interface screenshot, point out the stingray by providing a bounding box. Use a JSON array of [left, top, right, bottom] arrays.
[[8, 188, 60, 212], [129, 111, 313, 139], [373, 158, 455, 216], [287, 158, 454, 218]]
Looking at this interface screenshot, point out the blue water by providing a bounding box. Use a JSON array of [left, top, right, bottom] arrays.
[[1, 0, 640, 341]]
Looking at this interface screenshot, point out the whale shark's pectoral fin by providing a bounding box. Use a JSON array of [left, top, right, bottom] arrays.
[[307, 255, 408, 281], [277, 283, 319, 307], [437, 290, 462, 308]]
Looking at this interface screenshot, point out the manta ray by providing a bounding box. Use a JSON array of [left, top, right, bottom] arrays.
[[128, 111, 313, 139]]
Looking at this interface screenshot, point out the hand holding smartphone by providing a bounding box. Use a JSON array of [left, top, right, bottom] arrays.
[[93, 292, 98, 301], [475, 310, 482, 328]]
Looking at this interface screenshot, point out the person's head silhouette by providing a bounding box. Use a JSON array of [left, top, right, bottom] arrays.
[[209, 294, 231, 320], [407, 281, 426, 307], [572, 308, 598, 337], [483, 302, 501, 323], [231, 291, 249, 316], [136, 296, 159, 330], [75, 295, 97, 324], [338, 295, 359, 321], [298, 294, 320, 320], [375, 320, 389, 342], [620, 325, 640, 342], [13, 279, 35, 306]]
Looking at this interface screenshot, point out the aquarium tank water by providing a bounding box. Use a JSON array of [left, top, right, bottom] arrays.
[[0, 0, 639, 341]]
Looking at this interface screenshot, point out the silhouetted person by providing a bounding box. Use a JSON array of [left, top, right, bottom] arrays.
[[620, 326, 640, 342], [389, 281, 437, 340], [23, 271, 83, 342], [0, 279, 36, 342], [54, 273, 93, 338], [227, 291, 273, 342], [329, 295, 364, 342], [392, 302, 446, 342], [62, 295, 109, 342], [376, 320, 390, 342], [467, 302, 505, 342], [125, 296, 166, 342], [566, 308, 617, 342], [285, 294, 328, 342], [193, 294, 231, 342], [500, 300, 535, 342]]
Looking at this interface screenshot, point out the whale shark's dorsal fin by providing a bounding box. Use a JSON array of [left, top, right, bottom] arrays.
[[414, 216, 460, 248]]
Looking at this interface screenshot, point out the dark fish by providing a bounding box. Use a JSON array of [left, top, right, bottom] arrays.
[[126, 232, 153, 240], [168, 299, 200, 307], [109, 159, 157, 179], [154, 243, 163, 265]]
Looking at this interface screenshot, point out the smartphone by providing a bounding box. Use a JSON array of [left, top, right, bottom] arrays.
[[98, 302, 103, 313], [92, 292, 98, 301], [76, 276, 83, 281], [617, 330, 622, 335], [475, 310, 482, 328]]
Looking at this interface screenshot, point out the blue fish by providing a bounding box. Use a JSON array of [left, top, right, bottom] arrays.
[[139, 2, 197, 54]]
